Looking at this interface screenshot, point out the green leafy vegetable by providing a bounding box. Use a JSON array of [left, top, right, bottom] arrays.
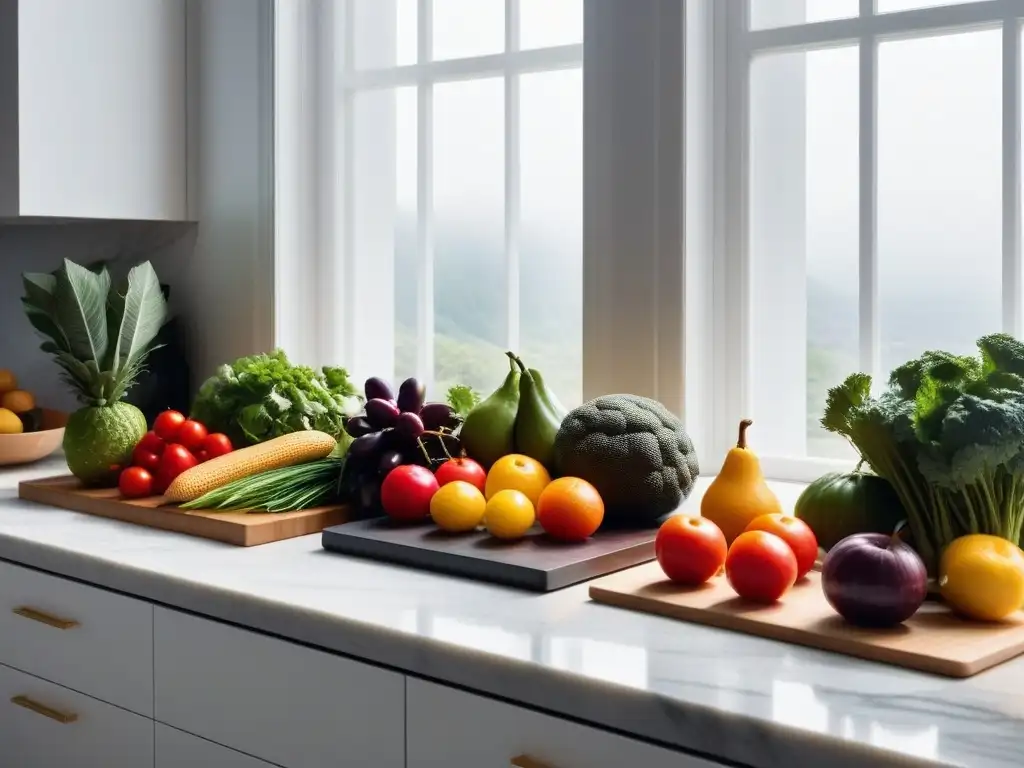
[[181, 455, 345, 512], [446, 384, 481, 418], [822, 333, 1024, 572], [190, 349, 363, 447]]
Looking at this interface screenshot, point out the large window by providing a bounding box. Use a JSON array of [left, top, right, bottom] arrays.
[[723, 0, 1024, 480], [337, 0, 584, 406]]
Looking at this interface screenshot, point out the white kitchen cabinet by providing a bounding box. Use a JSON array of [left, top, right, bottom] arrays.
[[0, 559, 154, 716], [0, 0, 186, 220], [0, 661, 154, 768], [156, 724, 277, 768], [154, 607, 406, 768], [406, 678, 724, 768]]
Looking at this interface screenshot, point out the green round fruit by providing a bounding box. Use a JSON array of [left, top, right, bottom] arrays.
[[794, 470, 906, 551], [63, 402, 148, 487], [552, 394, 699, 527]]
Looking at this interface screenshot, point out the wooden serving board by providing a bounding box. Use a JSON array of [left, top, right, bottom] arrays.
[[19, 475, 353, 547], [322, 518, 657, 591], [589, 561, 1024, 678]]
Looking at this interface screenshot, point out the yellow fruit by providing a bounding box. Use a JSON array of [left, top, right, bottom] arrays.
[[430, 480, 487, 533], [485, 489, 536, 540], [0, 408, 24, 435], [940, 534, 1024, 621], [484, 454, 551, 507], [1, 389, 35, 414], [0, 370, 17, 394]]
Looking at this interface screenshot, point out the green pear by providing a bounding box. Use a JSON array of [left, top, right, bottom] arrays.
[[459, 357, 520, 470], [508, 352, 563, 472]]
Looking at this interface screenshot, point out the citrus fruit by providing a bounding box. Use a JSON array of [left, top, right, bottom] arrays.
[[536, 476, 605, 542], [484, 489, 536, 540], [0, 369, 17, 394], [63, 402, 148, 487], [430, 480, 487, 533], [1, 389, 34, 414], [0, 407, 23, 435], [484, 454, 551, 506]]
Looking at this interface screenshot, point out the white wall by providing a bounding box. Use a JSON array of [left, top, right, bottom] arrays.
[[0, 222, 195, 412]]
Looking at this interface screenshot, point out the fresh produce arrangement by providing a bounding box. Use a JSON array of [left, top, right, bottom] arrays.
[[0, 369, 50, 435], [22, 259, 168, 486]]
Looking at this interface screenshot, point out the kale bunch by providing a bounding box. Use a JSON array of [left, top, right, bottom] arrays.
[[822, 333, 1024, 572]]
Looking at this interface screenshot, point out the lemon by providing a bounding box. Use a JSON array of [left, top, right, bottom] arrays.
[[485, 489, 536, 540], [484, 454, 551, 506], [0, 370, 16, 394], [430, 480, 487, 533], [0, 407, 24, 435]]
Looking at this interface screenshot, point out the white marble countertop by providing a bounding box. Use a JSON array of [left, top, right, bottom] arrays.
[[0, 457, 1020, 768]]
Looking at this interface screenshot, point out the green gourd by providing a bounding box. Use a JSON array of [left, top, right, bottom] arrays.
[[794, 470, 906, 551]]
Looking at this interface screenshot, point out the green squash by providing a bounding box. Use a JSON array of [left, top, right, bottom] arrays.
[[794, 471, 906, 551]]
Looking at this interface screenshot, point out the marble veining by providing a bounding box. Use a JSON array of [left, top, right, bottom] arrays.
[[0, 458, 1017, 767]]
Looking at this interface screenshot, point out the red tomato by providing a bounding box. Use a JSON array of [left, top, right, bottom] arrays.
[[138, 430, 165, 455], [119, 466, 153, 499], [131, 445, 161, 473], [176, 419, 208, 451], [434, 458, 486, 492], [726, 530, 798, 603], [655, 515, 728, 586], [195, 449, 209, 462], [158, 443, 199, 484], [153, 410, 186, 441], [380, 465, 439, 521], [202, 433, 233, 459], [744, 513, 818, 579]]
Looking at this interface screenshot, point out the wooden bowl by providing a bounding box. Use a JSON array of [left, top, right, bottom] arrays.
[[0, 409, 68, 466]]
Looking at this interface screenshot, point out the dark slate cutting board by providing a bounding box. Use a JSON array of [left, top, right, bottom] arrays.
[[321, 518, 657, 592]]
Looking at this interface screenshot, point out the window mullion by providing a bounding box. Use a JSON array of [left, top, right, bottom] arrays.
[[858, 0, 880, 382], [416, 0, 435, 385], [505, 0, 521, 355], [1003, 18, 1022, 337]]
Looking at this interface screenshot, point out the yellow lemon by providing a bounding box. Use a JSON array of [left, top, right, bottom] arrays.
[[429, 480, 486, 533], [484, 454, 551, 506], [484, 489, 536, 540], [0, 408, 23, 435], [940, 534, 1024, 621], [0, 370, 16, 394], [1, 389, 35, 414]]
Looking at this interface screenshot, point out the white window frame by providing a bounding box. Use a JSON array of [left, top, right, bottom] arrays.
[[717, 0, 1024, 482]]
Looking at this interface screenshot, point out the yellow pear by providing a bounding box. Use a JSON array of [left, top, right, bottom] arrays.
[[701, 419, 782, 544]]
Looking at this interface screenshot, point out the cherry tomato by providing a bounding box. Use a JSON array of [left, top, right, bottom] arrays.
[[726, 530, 798, 603], [434, 457, 486, 493], [131, 445, 161, 473], [744, 513, 818, 579], [202, 433, 233, 459], [119, 466, 154, 499], [176, 419, 208, 451], [380, 465, 439, 522], [138, 430, 165, 455], [153, 410, 186, 441], [655, 515, 728, 586], [158, 443, 199, 485], [195, 449, 209, 462]]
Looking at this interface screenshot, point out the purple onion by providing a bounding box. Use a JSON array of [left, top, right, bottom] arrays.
[[821, 531, 927, 628]]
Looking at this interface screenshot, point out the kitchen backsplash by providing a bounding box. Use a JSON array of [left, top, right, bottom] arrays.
[[0, 221, 196, 412]]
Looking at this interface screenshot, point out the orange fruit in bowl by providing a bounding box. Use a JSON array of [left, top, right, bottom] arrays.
[[536, 477, 605, 542], [1, 389, 35, 414], [484, 454, 551, 506], [0, 370, 17, 394]]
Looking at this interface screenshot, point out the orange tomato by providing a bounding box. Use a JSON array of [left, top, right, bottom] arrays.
[[744, 513, 818, 579], [656, 515, 727, 585], [536, 477, 604, 542]]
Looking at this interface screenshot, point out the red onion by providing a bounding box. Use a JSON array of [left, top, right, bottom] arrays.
[[821, 531, 927, 628]]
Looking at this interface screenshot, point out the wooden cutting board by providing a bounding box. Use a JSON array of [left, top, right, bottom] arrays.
[[18, 475, 352, 547], [589, 561, 1024, 678]]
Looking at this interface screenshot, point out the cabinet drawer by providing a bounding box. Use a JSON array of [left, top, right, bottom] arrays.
[[0, 661, 154, 768], [0, 560, 153, 715], [154, 607, 405, 768], [407, 679, 723, 768], [156, 724, 276, 768]]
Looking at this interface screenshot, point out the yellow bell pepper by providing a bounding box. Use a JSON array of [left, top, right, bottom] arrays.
[[939, 534, 1024, 622]]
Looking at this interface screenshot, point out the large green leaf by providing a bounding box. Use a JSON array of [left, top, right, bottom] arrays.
[[54, 259, 110, 365], [109, 261, 167, 379]]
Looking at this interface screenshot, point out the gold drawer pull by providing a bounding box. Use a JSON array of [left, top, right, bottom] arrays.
[[12, 606, 79, 630], [511, 757, 555, 768], [11, 695, 78, 724]]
